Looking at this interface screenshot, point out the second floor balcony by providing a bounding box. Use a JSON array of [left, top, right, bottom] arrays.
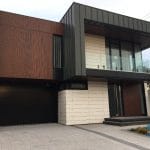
[[85, 34, 150, 74]]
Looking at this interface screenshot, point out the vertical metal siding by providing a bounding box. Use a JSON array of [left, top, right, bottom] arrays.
[[85, 6, 91, 18], [60, 5, 76, 79], [91, 8, 98, 21], [137, 20, 142, 31], [146, 22, 150, 32], [74, 4, 81, 76], [109, 13, 114, 25], [123, 16, 129, 28], [79, 5, 86, 76], [133, 19, 138, 30], [129, 18, 134, 29], [97, 10, 103, 22], [103, 11, 109, 24], [113, 14, 119, 26]]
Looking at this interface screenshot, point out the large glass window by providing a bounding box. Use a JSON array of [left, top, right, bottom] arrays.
[[53, 35, 62, 69], [105, 40, 111, 70], [134, 44, 143, 72], [121, 42, 133, 72], [111, 41, 121, 71], [142, 48, 150, 73], [105, 38, 149, 73]]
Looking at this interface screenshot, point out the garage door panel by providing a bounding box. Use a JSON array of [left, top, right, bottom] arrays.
[[0, 85, 57, 125]]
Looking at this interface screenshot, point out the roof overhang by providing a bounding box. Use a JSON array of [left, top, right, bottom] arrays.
[[85, 19, 150, 49]]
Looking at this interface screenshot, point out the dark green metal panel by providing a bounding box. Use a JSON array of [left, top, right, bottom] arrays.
[[119, 15, 124, 27], [74, 4, 81, 76], [129, 18, 134, 29], [133, 19, 138, 30], [53, 35, 62, 69], [109, 13, 114, 25], [91, 8, 98, 21], [60, 4, 76, 79], [85, 6, 91, 19], [103, 11, 109, 24], [97, 9, 103, 22], [79, 5, 86, 76], [123, 16, 129, 28], [147, 22, 150, 32], [137, 20, 143, 31], [113, 14, 119, 26], [142, 22, 147, 32]]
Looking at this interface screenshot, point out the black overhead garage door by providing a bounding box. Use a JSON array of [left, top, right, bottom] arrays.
[[0, 83, 57, 125]]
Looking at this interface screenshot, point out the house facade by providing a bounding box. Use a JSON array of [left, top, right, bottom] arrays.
[[0, 3, 150, 125]]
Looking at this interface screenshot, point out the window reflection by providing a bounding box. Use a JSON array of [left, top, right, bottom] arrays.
[[105, 38, 150, 73], [105, 40, 111, 70], [134, 44, 143, 72], [111, 41, 121, 71], [142, 48, 150, 73], [121, 42, 133, 72]]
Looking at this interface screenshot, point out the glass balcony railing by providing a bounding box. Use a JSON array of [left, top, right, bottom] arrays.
[[86, 54, 150, 74]]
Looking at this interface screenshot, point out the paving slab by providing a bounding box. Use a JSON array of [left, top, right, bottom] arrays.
[[0, 123, 141, 150], [77, 124, 150, 150]]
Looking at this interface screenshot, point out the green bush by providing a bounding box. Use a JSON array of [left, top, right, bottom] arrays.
[[130, 127, 148, 135]]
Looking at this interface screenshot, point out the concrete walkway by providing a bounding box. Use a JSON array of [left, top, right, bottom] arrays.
[[77, 124, 150, 150], [0, 123, 148, 150]]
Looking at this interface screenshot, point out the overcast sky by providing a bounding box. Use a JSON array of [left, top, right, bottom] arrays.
[[1, 0, 150, 22]]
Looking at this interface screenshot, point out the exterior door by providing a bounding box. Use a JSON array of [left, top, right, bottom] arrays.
[[108, 83, 123, 117], [108, 82, 146, 117], [122, 83, 146, 116]]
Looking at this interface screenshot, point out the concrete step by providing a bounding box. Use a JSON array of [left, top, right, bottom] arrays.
[[103, 116, 150, 126]]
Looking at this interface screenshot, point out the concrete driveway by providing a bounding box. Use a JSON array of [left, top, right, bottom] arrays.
[[0, 123, 149, 150]]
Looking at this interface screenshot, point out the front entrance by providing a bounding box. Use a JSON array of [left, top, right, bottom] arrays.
[[108, 82, 147, 117], [108, 83, 123, 117]]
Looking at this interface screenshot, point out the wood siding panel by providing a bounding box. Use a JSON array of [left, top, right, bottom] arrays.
[[123, 83, 143, 116], [0, 11, 64, 80], [85, 34, 106, 69]]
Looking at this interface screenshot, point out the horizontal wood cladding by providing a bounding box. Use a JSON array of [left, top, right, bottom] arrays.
[[85, 34, 106, 69], [0, 11, 64, 80]]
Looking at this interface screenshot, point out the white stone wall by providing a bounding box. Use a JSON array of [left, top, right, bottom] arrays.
[[85, 34, 106, 69], [58, 91, 67, 124], [144, 83, 150, 116], [58, 81, 109, 125]]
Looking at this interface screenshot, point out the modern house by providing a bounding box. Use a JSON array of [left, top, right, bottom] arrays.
[[0, 3, 150, 125]]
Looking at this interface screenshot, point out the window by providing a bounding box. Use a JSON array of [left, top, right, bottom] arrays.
[[142, 48, 150, 73], [121, 42, 133, 72], [105, 39, 111, 70], [110, 40, 121, 71], [134, 44, 143, 72], [105, 38, 145, 73], [53, 35, 62, 69]]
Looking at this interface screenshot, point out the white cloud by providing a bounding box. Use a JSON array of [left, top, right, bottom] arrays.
[[0, 0, 150, 21]]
